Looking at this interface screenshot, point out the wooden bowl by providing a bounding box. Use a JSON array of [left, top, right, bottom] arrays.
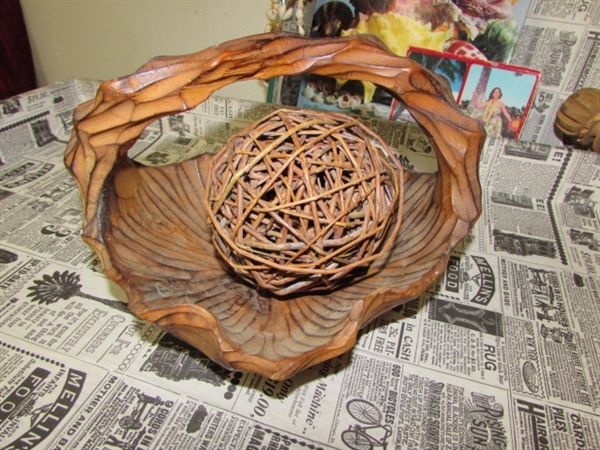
[[65, 32, 484, 380]]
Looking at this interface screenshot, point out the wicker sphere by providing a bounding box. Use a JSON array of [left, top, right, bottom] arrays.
[[205, 109, 403, 295], [556, 88, 600, 152]]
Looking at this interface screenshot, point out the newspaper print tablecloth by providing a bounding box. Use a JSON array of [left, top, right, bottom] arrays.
[[0, 75, 599, 449]]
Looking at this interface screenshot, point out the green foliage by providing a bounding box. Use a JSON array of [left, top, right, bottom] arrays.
[[473, 19, 518, 63]]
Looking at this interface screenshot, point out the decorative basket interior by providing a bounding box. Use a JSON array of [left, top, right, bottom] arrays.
[[65, 32, 484, 380]]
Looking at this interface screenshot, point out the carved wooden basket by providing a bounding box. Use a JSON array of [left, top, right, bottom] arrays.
[[65, 33, 484, 380]]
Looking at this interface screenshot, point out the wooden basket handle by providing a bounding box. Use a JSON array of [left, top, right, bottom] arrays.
[[65, 32, 483, 252]]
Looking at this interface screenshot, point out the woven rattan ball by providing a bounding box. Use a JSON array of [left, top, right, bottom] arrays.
[[205, 109, 403, 295]]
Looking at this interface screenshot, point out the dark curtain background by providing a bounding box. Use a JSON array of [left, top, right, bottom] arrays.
[[0, 0, 36, 100]]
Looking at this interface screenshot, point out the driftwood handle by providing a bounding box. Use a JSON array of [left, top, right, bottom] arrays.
[[64, 32, 485, 379], [65, 32, 482, 246]]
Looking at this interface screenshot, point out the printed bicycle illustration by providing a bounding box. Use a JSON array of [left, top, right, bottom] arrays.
[[341, 399, 393, 450]]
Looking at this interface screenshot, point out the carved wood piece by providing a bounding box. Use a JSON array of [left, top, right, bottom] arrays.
[[64, 32, 485, 380], [206, 108, 404, 296]]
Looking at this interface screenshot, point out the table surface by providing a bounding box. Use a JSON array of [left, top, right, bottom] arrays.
[[0, 78, 599, 449]]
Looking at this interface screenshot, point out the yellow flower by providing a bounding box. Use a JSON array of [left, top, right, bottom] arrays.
[[341, 13, 453, 102]]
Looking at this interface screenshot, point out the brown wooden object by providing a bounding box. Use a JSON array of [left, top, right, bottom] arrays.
[[556, 87, 600, 152], [64, 32, 485, 380]]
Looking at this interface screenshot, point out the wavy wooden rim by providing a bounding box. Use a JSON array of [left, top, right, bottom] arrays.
[[64, 32, 485, 379]]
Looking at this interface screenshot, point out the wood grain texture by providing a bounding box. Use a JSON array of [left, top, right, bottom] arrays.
[[64, 32, 485, 379]]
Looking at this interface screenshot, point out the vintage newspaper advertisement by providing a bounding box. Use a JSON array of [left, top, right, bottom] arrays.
[[1, 79, 599, 449]]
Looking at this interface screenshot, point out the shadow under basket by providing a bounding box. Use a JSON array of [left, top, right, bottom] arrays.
[[65, 32, 485, 380]]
